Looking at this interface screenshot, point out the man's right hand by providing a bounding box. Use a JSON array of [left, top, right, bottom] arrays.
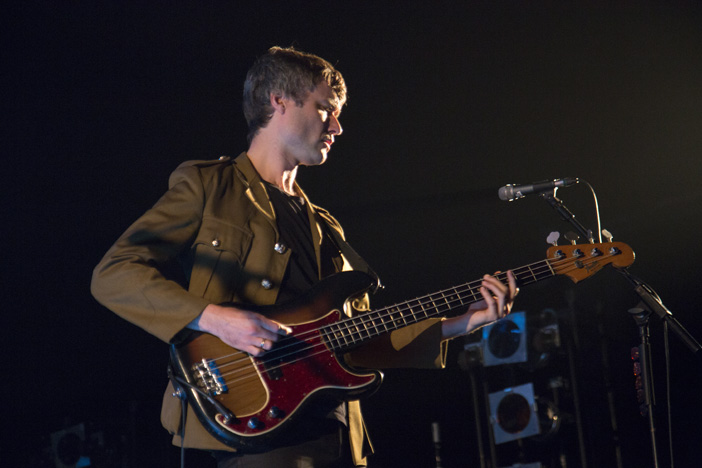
[[188, 304, 292, 356]]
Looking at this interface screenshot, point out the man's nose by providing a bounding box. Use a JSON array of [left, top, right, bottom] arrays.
[[328, 114, 343, 136]]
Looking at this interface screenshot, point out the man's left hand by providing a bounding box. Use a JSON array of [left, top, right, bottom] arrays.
[[441, 270, 518, 339]]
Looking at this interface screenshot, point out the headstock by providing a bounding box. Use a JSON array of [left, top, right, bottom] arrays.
[[546, 242, 635, 283]]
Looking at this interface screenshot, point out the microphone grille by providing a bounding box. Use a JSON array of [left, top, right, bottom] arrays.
[[498, 185, 514, 201]]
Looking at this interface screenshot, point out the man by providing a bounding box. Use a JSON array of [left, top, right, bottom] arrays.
[[91, 46, 517, 467]]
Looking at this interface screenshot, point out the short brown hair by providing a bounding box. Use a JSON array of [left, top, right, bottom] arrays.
[[243, 46, 347, 143]]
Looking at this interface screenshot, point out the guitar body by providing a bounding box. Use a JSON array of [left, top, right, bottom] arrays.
[[169, 271, 383, 451]]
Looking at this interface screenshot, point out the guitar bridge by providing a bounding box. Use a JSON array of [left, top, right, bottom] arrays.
[[193, 359, 228, 396]]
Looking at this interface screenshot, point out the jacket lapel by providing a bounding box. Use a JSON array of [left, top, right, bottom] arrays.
[[235, 152, 324, 279]]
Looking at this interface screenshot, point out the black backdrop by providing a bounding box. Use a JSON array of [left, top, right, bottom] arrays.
[[5, 2, 702, 467]]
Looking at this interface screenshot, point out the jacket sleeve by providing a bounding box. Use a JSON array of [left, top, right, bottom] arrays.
[[90, 163, 212, 343], [346, 317, 449, 370]]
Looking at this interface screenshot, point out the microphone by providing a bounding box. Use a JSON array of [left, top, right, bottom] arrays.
[[498, 177, 579, 201]]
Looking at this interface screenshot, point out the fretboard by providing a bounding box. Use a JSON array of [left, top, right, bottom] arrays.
[[323, 257, 556, 351]]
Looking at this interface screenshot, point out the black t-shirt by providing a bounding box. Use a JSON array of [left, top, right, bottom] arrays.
[[265, 184, 338, 304]]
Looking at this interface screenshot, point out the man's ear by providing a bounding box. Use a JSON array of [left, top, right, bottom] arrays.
[[270, 93, 286, 114]]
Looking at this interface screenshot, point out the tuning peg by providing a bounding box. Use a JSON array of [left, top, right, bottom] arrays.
[[564, 231, 580, 245], [546, 231, 560, 246], [602, 229, 614, 243]]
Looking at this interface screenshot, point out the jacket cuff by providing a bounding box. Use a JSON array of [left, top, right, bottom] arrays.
[[346, 318, 448, 370]]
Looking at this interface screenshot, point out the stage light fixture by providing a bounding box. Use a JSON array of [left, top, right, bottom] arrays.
[[488, 382, 540, 444], [50, 423, 91, 468], [482, 311, 527, 366]]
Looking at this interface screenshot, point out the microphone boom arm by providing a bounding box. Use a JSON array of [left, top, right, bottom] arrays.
[[540, 191, 593, 242]]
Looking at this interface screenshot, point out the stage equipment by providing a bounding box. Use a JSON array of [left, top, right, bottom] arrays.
[[498, 178, 578, 201], [488, 383, 540, 444], [482, 311, 527, 366], [50, 423, 91, 468], [533, 178, 702, 468], [431, 421, 443, 468], [528, 308, 561, 371]]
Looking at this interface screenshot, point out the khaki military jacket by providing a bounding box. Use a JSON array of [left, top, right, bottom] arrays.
[[91, 153, 448, 466]]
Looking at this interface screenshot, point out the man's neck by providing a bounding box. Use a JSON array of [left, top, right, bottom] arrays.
[[247, 139, 299, 196]]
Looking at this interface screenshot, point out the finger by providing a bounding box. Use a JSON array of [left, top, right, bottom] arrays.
[[507, 270, 519, 298], [248, 337, 271, 356], [482, 274, 508, 295], [481, 275, 507, 301], [480, 286, 497, 315], [482, 276, 508, 318], [261, 319, 292, 336], [246, 343, 265, 357]]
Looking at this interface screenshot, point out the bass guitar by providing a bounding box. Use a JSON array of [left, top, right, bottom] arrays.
[[169, 241, 634, 450]]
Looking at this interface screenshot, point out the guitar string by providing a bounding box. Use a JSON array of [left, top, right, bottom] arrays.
[[208, 252, 585, 380], [204, 251, 613, 386], [203, 255, 559, 372], [210, 254, 601, 391]]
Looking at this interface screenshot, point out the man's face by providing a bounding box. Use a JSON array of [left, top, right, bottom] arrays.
[[279, 81, 343, 167]]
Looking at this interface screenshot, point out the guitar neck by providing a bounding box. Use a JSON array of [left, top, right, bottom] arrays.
[[324, 258, 556, 352], [322, 241, 634, 352]]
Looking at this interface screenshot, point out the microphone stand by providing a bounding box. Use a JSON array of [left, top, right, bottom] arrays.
[[540, 191, 593, 243], [620, 271, 702, 358], [540, 189, 702, 357], [539, 188, 702, 467], [628, 305, 659, 468]]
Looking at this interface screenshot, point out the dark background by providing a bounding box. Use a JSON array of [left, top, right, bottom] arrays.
[[5, 1, 702, 467]]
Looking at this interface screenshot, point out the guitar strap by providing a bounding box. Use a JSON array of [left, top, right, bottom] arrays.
[[319, 215, 383, 293]]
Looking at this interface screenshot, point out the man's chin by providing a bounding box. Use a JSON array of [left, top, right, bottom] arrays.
[[300, 151, 328, 167]]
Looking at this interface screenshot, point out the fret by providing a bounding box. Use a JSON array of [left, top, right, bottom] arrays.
[[406, 299, 425, 322], [464, 287, 475, 305], [349, 318, 362, 344], [441, 288, 460, 312], [379, 312, 390, 334], [401, 307, 410, 326], [430, 291, 446, 316], [366, 311, 389, 335], [323, 327, 338, 350], [417, 298, 429, 320], [331, 322, 351, 349], [525, 264, 536, 283], [367, 312, 385, 338], [426, 293, 439, 318], [544, 259, 555, 277], [388, 306, 405, 328], [448, 286, 467, 309], [358, 316, 371, 340]]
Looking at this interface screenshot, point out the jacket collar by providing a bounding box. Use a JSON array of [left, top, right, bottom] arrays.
[[233, 152, 276, 223], [233, 152, 325, 280]]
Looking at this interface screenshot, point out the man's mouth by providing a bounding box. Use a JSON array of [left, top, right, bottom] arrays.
[[321, 134, 333, 149]]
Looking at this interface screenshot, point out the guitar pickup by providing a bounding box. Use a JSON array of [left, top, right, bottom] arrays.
[[193, 359, 229, 396]]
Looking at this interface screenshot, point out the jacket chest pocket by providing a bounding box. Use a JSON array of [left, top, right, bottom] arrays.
[[189, 217, 253, 302]]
